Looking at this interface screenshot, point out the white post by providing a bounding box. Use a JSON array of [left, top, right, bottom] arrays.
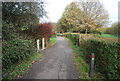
[[42, 38, 45, 50], [37, 39, 40, 52]]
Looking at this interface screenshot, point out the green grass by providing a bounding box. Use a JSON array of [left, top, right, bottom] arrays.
[[99, 34, 119, 39], [2, 53, 42, 79], [67, 38, 104, 80], [73, 46, 104, 79], [50, 37, 57, 44], [67, 38, 90, 79], [73, 46, 90, 79]]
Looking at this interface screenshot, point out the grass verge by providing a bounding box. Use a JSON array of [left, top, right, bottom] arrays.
[[2, 53, 42, 79], [67, 38, 90, 79], [67, 38, 103, 80], [99, 34, 119, 39], [50, 37, 57, 44]]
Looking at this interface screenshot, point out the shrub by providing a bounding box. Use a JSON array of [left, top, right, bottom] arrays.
[[37, 23, 52, 39], [64, 33, 79, 46], [2, 39, 35, 68], [82, 39, 120, 79], [65, 33, 120, 79], [2, 21, 35, 69]]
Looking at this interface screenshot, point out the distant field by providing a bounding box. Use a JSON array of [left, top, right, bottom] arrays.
[[99, 34, 119, 39]]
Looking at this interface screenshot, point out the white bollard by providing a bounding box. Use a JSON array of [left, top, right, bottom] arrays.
[[42, 38, 45, 50], [37, 39, 40, 52]]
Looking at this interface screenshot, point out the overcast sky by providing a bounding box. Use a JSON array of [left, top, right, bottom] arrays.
[[43, 0, 119, 26]]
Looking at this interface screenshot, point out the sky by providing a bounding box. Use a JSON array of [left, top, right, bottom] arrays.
[[43, 0, 119, 26]]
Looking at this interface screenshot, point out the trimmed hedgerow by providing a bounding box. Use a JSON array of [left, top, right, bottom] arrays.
[[64, 33, 79, 46], [2, 21, 35, 69], [82, 39, 120, 79], [65, 33, 120, 79], [2, 39, 35, 69]]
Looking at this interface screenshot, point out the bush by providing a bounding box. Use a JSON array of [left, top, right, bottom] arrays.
[[2, 21, 35, 69], [82, 39, 120, 79], [2, 39, 35, 68], [37, 23, 52, 39], [64, 33, 79, 46], [65, 33, 120, 79]]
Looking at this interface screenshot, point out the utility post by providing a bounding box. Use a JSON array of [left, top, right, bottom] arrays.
[[90, 53, 95, 78]]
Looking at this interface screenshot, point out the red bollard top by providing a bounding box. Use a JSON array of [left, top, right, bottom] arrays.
[[92, 55, 95, 58], [91, 53, 95, 60]]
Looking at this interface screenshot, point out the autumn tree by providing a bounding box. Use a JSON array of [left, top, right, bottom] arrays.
[[59, 2, 82, 32], [76, 0, 109, 33], [59, 0, 109, 33]]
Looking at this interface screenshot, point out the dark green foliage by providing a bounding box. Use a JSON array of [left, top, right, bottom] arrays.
[[2, 2, 47, 42], [65, 33, 79, 46], [2, 39, 34, 68], [2, 2, 46, 30], [2, 21, 17, 40], [82, 39, 120, 79], [2, 1, 47, 79], [2, 21, 35, 69], [65, 34, 120, 79]]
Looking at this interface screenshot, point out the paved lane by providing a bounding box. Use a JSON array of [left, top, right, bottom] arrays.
[[22, 37, 79, 79]]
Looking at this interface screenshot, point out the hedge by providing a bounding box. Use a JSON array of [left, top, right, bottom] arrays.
[[64, 33, 79, 46], [2, 21, 35, 69], [82, 39, 120, 79], [2, 39, 35, 69], [65, 33, 120, 79]]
